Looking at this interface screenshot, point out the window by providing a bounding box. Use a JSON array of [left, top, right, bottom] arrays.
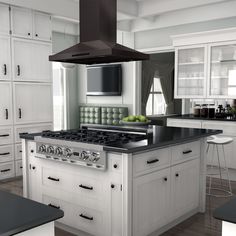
[[146, 77, 166, 116]]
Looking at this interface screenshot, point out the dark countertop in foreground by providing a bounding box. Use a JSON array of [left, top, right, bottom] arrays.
[[0, 190, 64, 236], [20, 126, 222, 154], [214, 197, 236, 224], [169, 114, 236, 122]]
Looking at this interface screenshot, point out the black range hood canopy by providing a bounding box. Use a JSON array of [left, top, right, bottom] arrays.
[[49, 0, 149, 65]]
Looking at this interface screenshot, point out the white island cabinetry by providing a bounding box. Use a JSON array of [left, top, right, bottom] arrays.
[[22, 138, 205, 236]]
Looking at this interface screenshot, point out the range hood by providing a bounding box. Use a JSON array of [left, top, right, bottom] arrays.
[[49, 0, 149, 64]]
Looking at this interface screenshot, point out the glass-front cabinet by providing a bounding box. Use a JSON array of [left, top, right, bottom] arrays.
[[209, 42, 236, 98], [175, 46, 207, 98]]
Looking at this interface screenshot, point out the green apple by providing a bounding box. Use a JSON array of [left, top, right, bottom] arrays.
[[128, 115, 136, 122]]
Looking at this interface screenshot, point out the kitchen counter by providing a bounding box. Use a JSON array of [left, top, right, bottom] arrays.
[[0, 190, 64, 236], [170, 114, 236, 122], [20, 126, 221, 154]]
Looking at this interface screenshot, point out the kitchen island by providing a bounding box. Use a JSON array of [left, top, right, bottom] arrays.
[[20, 126, 221, 236], [0, 189, 63, 236]]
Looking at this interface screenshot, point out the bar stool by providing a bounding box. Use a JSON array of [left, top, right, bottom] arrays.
[[206, 135, 233, 197]]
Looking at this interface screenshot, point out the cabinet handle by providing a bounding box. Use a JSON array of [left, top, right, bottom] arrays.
[[163, 177, 168, 182], [28, 32, 31, 36], [20, 166, 23, 169], [48, 176, 60, 182], [147, 159, 159, 164], [17, 65, 20, 76], [5, 109, 8, 120], [3, 64, 7, 75], [175, 173, 179, 177], [0, 134, 9, 137], [79, 213, 93, 221], [79, 184, 93, 190], [48, 203, 60, 209], [18, 108, 22, 119], [35, 34, 38, 37], [111, 184, 115, 189], [1, 169, 11, 173], [0, 152, 10, 156], [183, 150, 192, 155], [19, 150, 22, 153], [113, 164, 118, 169], [32, 166, 36, 170]]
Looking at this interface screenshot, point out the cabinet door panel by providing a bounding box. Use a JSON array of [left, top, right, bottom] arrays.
[[171, 159, 200, 219], [11, 7, 32, 38], [133, 168, 171, 236], [0, 4, 10, 35], [0, 82, 12, 125], [14, 83, 52, 124], [0, 36, 11, 80], [33, 12, 52, 41]]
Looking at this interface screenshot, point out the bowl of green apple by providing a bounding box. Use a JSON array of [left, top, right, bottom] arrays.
[[121, 115, 151, 126]]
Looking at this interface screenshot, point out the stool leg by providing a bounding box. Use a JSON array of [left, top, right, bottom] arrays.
[[222, 144, 233, 195], [216, 145, 223, 187], [208, 144, 215, 195]]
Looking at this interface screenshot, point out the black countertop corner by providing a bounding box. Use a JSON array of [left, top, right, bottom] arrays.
[[0, 190, 64, 236], [20, 126, 222, 154], [213, 197, 236, 224]]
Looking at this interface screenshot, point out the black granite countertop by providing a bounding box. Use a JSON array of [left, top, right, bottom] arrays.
[[214, 197, 236, 224], [20, 126, 222, 154], [169, 114, 236, 122], [0, 190, 64, 236]]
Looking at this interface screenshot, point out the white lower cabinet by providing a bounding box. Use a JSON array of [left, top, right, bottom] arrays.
[[0, 126, 13, 145], [167, 118, 202, 129], [133, 168, 171, 236], [170, 158, 200, 220], [0, 145, 13, 163]]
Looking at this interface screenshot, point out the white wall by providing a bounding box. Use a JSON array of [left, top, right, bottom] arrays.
[[135, 17, 236, 50], [78, 31, 137, 115]]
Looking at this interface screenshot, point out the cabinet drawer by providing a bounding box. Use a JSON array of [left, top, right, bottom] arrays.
[[167, 118, 202, 129], [42, 167, 104, 200], [171, 141, 200, 165], [15, 144, 22, 160], [202, 121, 236, 136], [0, 162, 15, 180], [43, 195, 105, 236], [15, 123, 52, 143], [0, 127, 13, 145], [133, 148, 171, 176], [0, 145, 14, 163], [15, 160, 23, 176]]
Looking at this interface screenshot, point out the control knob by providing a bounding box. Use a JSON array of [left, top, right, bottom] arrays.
[[38, 144, 46, 153], [47, 146, 54, 155], [89, 152, 100, 162], [64, 148, 72, 157], [55, 147, 63, 156], [81, 151, 90, 160]]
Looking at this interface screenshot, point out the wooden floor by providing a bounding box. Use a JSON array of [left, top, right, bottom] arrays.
[[0, 177, 234, 236]]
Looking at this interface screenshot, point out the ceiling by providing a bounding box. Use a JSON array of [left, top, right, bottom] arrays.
[[59, 0, 236, 32]]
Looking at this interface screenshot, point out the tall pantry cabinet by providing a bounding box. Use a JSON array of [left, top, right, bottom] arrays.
[[0, 3, 53, 180]]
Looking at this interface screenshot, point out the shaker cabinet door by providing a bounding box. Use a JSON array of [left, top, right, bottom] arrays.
[[33, 11, 52, 41], [11, 6, 33, 39], [0, 82, 12, 125], [0, 4, 10, 35], [0, 36, 11, 80], [12, 38, 52, 82], [14, 83, 53, 124]]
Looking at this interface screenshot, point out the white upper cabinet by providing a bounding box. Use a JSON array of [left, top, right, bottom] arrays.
[[0, 82, 12, 126], [208, 42, 236, 98], [12, 38, 52, 82], [11, 7, 33, 39], [11, 6, 51, 42], [0, 36, 11, 80], [175, 45, 207, 98], [33, 11, 52, 41], [0, 4, 10, 35], [14, 83, 53, 124]]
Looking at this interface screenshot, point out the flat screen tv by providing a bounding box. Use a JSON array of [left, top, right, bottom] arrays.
[[87, 64, 122, 96]]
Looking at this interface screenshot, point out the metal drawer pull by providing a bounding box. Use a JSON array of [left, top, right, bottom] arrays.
[[17, 65, 20, 76], [48, 203, 60, 209], [147, 159, 159, 164], [19, 150, 22, 153], [48, 176, 60, 182], [79, 184, 93, 190], [1, 169, 11, 173], [20, 166, 23, 169], [79, 213, 93, 221], [3, 64, 7, 75], [0, 134, 9, 137], [5, 109, 8, 120], [183, 150, 192, 155], [18, 108, 22, 119], [0, 152, 10, 156]]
